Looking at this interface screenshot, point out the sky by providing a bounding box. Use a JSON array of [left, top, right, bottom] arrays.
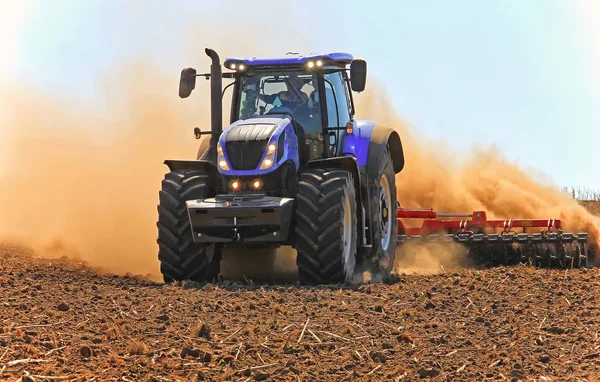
[[1, 0, 599, 190]]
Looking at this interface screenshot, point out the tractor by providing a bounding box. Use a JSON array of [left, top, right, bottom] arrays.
[[157, 48, 404, 285]]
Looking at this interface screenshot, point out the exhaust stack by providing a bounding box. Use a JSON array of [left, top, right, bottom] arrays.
[[205, 48, 223, 164]]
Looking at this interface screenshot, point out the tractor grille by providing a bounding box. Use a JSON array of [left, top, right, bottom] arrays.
[[225, 140, 268, 170], [224, 123, 277, 171]]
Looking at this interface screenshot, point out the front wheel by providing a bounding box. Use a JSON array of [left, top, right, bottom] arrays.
[[157, 170, 221, 283], [294, 168, 358, 284]]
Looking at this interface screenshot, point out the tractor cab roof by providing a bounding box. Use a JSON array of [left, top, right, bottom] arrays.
[[223, 52, 354, 70]]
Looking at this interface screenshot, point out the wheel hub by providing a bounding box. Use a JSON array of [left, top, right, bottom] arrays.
[[379, 175, 392, 251]]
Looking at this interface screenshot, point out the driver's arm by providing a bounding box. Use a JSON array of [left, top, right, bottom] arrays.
[[246, 88, 279, 104]]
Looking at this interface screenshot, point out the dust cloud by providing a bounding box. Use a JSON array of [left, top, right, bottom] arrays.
[[354, 81, 600, 274], [0, 67, 205, 279], [1, 13, 598, 281]]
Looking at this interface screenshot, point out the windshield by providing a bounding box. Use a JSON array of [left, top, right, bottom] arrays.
[[238, 70, 321, 133]]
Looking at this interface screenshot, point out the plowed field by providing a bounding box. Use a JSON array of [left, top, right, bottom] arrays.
[[1, 244, 600, 382]]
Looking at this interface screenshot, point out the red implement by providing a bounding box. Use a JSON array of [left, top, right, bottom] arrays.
[[397, 208, 561, 236]]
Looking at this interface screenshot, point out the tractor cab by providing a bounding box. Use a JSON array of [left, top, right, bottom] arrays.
[[224, 54, 366, 162], [179, 52, 367, 172], [225, 56, 364, 162]]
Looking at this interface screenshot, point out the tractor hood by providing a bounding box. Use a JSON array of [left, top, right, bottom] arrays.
[[216, 113, 300, 176], [221, 114, 290, 143]]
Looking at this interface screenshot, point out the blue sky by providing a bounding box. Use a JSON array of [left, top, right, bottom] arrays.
[[2, 0, 599, 189]]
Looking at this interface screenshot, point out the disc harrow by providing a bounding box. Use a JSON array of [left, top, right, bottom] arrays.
[[396, 208, 596, 269]]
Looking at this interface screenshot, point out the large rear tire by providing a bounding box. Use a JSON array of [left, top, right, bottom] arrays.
[[157, 170, 220, 283], [294, 168, 358, 284], [367, 145, 398, 276]]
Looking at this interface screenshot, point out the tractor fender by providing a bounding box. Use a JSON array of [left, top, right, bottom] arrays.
[[342, 120, 405, 179], [164, 159, 218, 173], [304, 157, 364, 242], [196, 137, 211, 160], [304, 157, 361, 195]]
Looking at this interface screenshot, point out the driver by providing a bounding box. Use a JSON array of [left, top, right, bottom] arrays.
[[253, 73, 309, 112], [275, 73, 309, 105]]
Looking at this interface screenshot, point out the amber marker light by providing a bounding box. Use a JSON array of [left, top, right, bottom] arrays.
[[346, 121, 354, 134]]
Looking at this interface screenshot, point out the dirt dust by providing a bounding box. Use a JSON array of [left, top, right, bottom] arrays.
[[0, 20, 599, 280], [354, 82, 600, 273]]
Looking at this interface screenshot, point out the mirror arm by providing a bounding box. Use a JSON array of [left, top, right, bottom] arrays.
[[194, 127, 222, 139], [193, 72, 236, 79]]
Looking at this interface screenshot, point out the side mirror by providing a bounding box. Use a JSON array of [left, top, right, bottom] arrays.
[[350, 59, 367, 92], [179, 67, 197, 98]]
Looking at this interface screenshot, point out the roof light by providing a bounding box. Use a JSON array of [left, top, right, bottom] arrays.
[[238, 64, 245, 70], [230, 63, 236, 69], [316, 60, 323, 67], [307, 61, 315, 69]]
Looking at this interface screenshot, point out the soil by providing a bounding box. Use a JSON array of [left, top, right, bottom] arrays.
[[2, 244, 600, 381]]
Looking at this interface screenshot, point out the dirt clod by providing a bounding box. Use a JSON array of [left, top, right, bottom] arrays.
[[79, 345, 93, 358], [398, 333, 415, 343], [197, 323, 211, 340], [417, 367, 440, 378], [371, 351, 387, 363], [253, 372, 270, 381], [181, 347, 202, 358], [56, 302, 69, 311]]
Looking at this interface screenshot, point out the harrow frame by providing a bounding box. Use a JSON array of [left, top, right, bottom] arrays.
[[396, 208, 591, 269]]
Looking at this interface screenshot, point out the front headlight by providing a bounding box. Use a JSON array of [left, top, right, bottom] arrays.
[[259, 141, 277, 170], [217, 142, 230, 170]]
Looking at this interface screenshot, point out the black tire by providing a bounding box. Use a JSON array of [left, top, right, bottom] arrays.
[[294, 168, 358, 284], [157, 170, 220, 283], [366, 145, 398, 276]]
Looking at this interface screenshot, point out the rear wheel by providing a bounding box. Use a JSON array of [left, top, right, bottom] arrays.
[[367, 145, 398, 276], [157, 170, 221, 283], [294, 168, 357, 284]]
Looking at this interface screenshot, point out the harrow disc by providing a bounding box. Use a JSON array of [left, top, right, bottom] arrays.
[[563, 242, 574, 268], [396, 231, 594, 270], [577, 242, 588, 268], [548, 243, 558, 268]]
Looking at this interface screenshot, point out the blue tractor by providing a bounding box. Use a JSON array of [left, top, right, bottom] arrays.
[[157, 48, 405, 284]]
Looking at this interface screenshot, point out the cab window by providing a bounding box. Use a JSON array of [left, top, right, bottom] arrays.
[[323, 72, 351, 128]]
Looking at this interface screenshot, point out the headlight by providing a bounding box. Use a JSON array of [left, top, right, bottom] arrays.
[[259, 140, 278, 170], [217, 142, 230, 170], [259, 152, 275, 170]]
